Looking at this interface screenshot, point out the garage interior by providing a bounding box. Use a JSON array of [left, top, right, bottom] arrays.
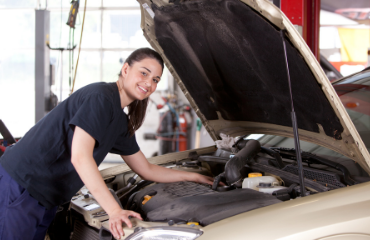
[[0, 0, 369, 167]]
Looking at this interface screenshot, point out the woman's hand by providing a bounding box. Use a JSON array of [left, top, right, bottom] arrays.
[[109, 208, 142, 239], [188, 173, 214, 185]]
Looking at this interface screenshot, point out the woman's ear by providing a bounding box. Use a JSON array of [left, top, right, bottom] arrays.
[[120, 62, 130, 77]]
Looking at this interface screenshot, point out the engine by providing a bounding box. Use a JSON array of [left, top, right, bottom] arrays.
[[129, 181, 281, 226]]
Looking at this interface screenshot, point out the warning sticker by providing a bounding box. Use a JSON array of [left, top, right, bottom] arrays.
[[84, 203, 100, 211], [142, 3, 155, 18]]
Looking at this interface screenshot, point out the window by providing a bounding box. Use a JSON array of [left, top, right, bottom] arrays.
[[0, 0, 165, 137]]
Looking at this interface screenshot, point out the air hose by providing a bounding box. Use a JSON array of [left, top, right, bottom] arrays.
[[260, 146, 285, 169], [234, 139, 285, 169], [224, 139, 261, 185]]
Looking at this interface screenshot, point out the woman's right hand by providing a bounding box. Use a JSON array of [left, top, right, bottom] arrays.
[[108, 208, 143, 239]]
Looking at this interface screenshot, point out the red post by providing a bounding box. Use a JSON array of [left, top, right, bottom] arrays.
[[303, 0, 320, 61], [280, 0, 303, 26], [280, 0, 321, 61]]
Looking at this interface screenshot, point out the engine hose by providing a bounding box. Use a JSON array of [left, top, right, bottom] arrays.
[[272, 148, 356, 186], [198, 156, 229, 164], [115, 175, 139, 195], [224, 139, 261, 185], [135, 180, 154, 190], [260, 147, 285, 169], [288, 183, 298, 192], [115, 185, 133, 196], [126, 191, 140, 210], [234, 140, 285, 169], [119, 180, 154, 202], [212, 175, 222, 191]]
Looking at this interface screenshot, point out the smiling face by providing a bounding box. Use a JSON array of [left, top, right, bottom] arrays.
[[120, 57, 163, 102]]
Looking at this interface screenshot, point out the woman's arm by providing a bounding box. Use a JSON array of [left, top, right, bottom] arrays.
[[71, 126, 142, 239], [121, 151, 214, 185]]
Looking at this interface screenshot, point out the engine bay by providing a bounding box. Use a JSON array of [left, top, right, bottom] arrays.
[[49, 139, 370, 240]]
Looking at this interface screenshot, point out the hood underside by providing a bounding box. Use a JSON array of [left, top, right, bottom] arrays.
[[153, 0, 342, 137], [138, 0, 370, 172]]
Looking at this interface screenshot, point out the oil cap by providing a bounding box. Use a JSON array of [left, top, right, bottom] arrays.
[[142, 195, 152, 205]]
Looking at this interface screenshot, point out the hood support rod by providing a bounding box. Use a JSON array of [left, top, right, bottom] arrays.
[[280, 30, 306, 197]]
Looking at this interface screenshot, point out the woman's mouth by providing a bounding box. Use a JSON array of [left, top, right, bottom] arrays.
[[138, 85, 148, 93]]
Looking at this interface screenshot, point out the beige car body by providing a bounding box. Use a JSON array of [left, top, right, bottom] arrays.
[[98, 0, 370, 239]]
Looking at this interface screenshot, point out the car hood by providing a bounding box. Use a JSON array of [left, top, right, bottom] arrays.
[[137, 0, 370, 172]]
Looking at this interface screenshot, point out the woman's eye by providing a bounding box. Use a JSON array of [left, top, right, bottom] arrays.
[[141, 72, 147, 76], [153, 79, 159, 83]]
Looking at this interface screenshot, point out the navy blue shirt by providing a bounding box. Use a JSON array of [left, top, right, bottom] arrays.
[[0, 82, 139, 209]]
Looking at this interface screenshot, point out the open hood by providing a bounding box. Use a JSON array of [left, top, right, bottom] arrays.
[[137, 0, 370, 172]]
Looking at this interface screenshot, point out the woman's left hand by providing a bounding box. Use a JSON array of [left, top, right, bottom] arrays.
[[189, 173, 214, 185]]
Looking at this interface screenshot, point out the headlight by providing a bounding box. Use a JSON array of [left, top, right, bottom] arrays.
[[126, 226, 203, 240]]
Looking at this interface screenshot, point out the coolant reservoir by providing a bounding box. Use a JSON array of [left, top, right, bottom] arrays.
[[257, 182, 287, 194], [242, 176, 280, 190]]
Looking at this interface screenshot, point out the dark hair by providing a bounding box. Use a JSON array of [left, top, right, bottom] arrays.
[[122, 48, 164, 136]]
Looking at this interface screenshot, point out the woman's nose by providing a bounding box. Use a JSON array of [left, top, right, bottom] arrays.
[[144, 77, 152, 87]]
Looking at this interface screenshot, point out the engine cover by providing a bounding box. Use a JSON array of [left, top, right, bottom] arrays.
[[130, 181, 281, 226]]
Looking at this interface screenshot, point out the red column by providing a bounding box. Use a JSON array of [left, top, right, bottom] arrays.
[[280, 0, 321, 61]]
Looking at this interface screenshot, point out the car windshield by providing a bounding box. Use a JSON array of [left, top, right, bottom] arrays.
[[334, 73, 370, 150], [254, 70, 370, 176]]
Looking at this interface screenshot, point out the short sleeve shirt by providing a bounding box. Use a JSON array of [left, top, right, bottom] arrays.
[[0, 82, 139, 209]]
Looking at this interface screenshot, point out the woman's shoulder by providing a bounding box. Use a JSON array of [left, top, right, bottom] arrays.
[[82, 82, 115, 93], [73, 82, 117, 100]]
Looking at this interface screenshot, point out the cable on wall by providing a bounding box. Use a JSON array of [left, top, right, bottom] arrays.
[[70, 0, 87, 95]]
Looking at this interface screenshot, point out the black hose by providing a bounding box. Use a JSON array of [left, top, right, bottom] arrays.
[[198, 156, 229, 164], [288, 183, 298, 192], [135, 180, 154, 189], [260, 147, 285, 169], [126, 191, 140, 210], [118, 180, 154, 201], [232, 135, 249, 149], [115, 185, 132, 196], [115, 175, 138, 195], [224, 139, 261, 185], [212, 175, 222, 190], [235, 140, 285, 169]]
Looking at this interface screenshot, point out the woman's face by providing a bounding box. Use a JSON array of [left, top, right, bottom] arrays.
[[121, 57, 163, 101]]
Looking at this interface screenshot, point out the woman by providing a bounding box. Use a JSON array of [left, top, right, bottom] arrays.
[[0, 48, 214, 240]]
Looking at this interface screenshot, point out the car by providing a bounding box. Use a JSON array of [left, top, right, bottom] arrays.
[[48, 0, 370, 239]]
